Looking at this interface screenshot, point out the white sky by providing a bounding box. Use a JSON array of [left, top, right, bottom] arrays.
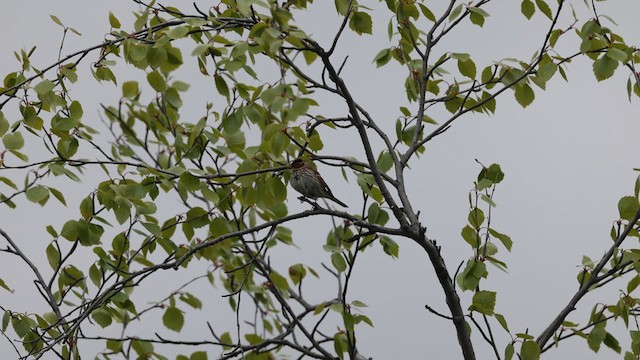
[[1, 1, 640, 359]]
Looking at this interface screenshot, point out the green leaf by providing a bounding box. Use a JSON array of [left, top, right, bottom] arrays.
[[34, 80, 55, 95], [480, 193, 496, 207], [422, 115, 438, 125], [44, 226, 57, 238], [628, 275, 640, 293], [46, 243, 60, 269], [521, 340, 540, 360], [458, 59, 477, 79], [537, 63, 558, 83], [108, 12, 121, 28], [373, 48, 391, 68], [461, 225, 480, 247], [26, 186, 49, 205], [89, 264, 102, 287], [376, 151, 393, 173], [468, 208, 485, 229], [122, 81, 139, 99], [580, 20, 601, 40], [351, 300, 368, 308], [190, 351, 208, 360], [147, 70, 166, 92], [380, 235, 399, 258], [244, 333, 263, 345], [220, 332, 232, 349], [495, 313, 510, 332], [94, 66, 117, 84], [489, 228, 513, 251], [147, 46, 168, 68], [535, 0, 552, 20], [48, 187, 67, 206], [588, 325, 606, 352], [457, 259, 487, 291], [631, 330, 640, 349], [593, 55, 618, 82], [478, 163, 505, 184], [185, 207, 209, 228], [236, 158, 258, 187], [450, 53, 470, 61], [68, 101, 83, 121], [334, 0, 349, 15], [167, 26, 189, 39], [549, 29, 562, 47], [514, 83, 535, 107], [179, 172, 201, 192], [418, 4, 436, 22], [131, 340, 154, 357], [214, 74, 230, 99], [303, 50, 318, 65], [603, 332, 621, 353], [180, 293, 203, 309], [92, 308, 112, 328], [444, 96, 463, 113], [222, 111, 241, 133], [355, 313, 374, 327], [50, 15, 64, 27], [57, 138, 79, 158], [164, 88, 182, 108], [481, 66, 495, 84], [468, 6, 490, 17], [162, 306, 184, 332], [505, 343, 515, 360], [449, 4, 464, 21], [334, 332, 348, 358], [269, 272, 290, 291], [469, 290, 496, 315], [80, 196, 94, 219], [0, 278, 12, 293], [288, 264, 307, 285], [275, 226, 293, 244], [59, 265, 86, 290], [607, 48, 628, 63], [618, 196, 639, 220], [469, 9, 486, 27], [331, 252, 347, 272], [119, 182, 145, 199], [0, 112, 9, 137], [368, 203, 389, 226], [128, 42, 147, 62], [349, 12, 372, 35], [0, 176, 16, 190], [60, 220, 104, 245], [308, 132, 323, 151], [3, 131, 24, 150]]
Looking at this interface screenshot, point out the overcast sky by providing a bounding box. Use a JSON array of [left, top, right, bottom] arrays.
[[2, 1, 640, 359]]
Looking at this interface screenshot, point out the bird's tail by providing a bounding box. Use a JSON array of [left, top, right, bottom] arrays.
[[329, 196, 347, 207]]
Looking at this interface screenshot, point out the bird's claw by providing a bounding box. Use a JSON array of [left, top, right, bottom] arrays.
[[297, 196, 322, 209]]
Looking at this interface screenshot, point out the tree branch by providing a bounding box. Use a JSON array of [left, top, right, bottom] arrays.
[[536, 206, 640, 348]]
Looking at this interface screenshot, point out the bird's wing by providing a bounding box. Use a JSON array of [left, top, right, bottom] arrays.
[[315, 169, 335, 196]]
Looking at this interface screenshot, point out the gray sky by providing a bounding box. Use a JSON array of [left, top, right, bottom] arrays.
[[2, 1, 640, 359]]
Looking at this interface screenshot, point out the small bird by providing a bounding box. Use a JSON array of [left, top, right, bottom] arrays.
[[290, 159, 347, 207]]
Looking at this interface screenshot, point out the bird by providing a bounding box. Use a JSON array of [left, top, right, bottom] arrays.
[[289, 159, 347, 207]]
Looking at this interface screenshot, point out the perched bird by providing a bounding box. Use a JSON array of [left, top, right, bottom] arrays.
[[290, 159, 347, 207]]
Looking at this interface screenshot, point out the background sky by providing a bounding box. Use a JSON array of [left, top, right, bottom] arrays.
[[1, 1, 640, 359]]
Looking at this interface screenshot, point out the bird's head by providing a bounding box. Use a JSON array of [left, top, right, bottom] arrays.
[[291, 159, 305, 169]]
